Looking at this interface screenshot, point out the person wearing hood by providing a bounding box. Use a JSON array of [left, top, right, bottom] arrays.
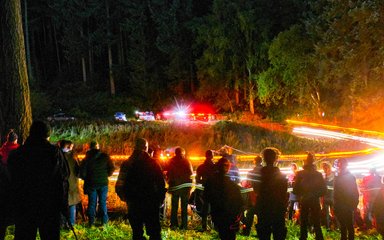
[[8, 121, 69, 240], [293, 153, 327, 240], [255, 147, 288, 240]]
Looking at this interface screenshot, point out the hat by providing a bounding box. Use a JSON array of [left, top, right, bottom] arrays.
[[7, 130, 18, 142], [29, 121, 50, 139]]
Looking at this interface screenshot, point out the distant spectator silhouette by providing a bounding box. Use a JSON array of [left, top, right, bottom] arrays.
[[294, 153, 326, 240], [116, 138, 166, 240], [321, 162, 335, 230], [204, 157, 243, 240], [220, 147, 240, 184], [360, 168, 381, 230], [195, 150, 216, 232], [80, 141, 115, 226], [334, 158, 359, 240], [255, 147, 288, 240], [165, 147, 193, 230], [287, 163, 299, 221], [8, 121, 69, 240], [241, 155, 263, 236], [0, 129, 19, 238]]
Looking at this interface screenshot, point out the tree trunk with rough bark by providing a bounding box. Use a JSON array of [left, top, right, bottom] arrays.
[[0, 0, 33, 143]]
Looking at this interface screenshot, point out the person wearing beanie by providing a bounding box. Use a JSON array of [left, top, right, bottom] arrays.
[[0, 129, 19, 165], [116, 138, 166, 240], [80, 140, 115, 226], [7, 120, 69, 240]]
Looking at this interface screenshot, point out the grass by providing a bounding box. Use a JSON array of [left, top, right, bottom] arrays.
[[3, 219, 382, 239], [49, 120, 369, 157]]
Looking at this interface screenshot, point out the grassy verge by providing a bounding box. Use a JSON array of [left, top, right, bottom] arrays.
[[4, 219, 381, 239]]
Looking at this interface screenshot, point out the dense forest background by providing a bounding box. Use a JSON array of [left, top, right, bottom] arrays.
[[3, 0, 384, 128]]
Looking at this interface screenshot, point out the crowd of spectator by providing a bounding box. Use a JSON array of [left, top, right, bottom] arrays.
[[1, 121, 384, 240]]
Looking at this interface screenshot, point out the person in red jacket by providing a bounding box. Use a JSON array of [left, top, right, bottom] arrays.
[[0, 129, 19, 165]]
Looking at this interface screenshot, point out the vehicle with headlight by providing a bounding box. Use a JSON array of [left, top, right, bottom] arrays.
[[135, 111, 155, 121], [47, 112, 76, 122], [114, 112, 127, 122]]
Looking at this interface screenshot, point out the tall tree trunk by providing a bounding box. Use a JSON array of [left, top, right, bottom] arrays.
[[80, 27, 87, 83], [23, 0, 32, 81], [0, 0, 33, 142], [105, 0, 115, 96]]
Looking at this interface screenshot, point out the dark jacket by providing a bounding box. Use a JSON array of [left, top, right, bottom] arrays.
[[8, 137, 69, 217], [255, 166, 288, 216], [293, 164, 326, 204], [165, 155, 193, 189], [196, 159, 215, 185], [115, 150, 166, 206], [80, 149, 115, 192], [204, 171, 243, 226], [334, 170, 359, 211]]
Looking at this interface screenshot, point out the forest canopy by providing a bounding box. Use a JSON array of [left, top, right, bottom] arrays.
[[8, 0, 384, 128]]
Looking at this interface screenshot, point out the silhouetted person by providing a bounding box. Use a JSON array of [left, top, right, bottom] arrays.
[[287, 163, 299, 221], [195, 150, 216, 232], [116, 138, 166, 240], [80, 141, 115, 226], [360, 168, 381, 230], [255, 147, 288, 240], [205, 157, 243, 240], [373, 181, 384, 237], [321, 162, 335, 230], [241, 155, 263, 236], [294, 153, 326, 240], [165, 147, 193, 230], [0, 130, 19, 239], [334, 158, 359, 240], [8, 121, 69, 240], [220, 147, 240, 184]]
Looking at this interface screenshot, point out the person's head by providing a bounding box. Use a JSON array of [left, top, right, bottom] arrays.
[[7, 129, 18, 143], [29, 120, 50, 140], [60, 140, 73, 152], [261, 147, 280, 166], [254, 155, 262, 166], [216, 157, 231, 174], [304, 152, 315, 166], [322, 162, 332, 175], [369, 168, 377, 175], [135, 138, 148, 152], [291, 163, 298, 172], [175, 147, 186, 158], [89, 141, 99, 150], [205, 150, 214, 160], [335, 158, 348, 173]]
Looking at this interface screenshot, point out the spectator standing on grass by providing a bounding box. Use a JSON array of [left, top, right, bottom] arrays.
[[334, 158, 359, 240], [254, 147, 288, 240], [321, 162, 335, 230], [195, 150, 216, 232], [220, 147, 240, 184], [80, 141, 115, 226], [8, 121, 69, 240], [240, 155, 263, 236], [204, 157, 243, 240], [60, 140, 81, 226], [287, 163, 299, 221], [360, 168, 381, 230], [165, 147, 193, 230], [0, 130, 19, 239], [116, 138, 166, 240], [293, 152, 326, 240], [373, 181, 384, 237]]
